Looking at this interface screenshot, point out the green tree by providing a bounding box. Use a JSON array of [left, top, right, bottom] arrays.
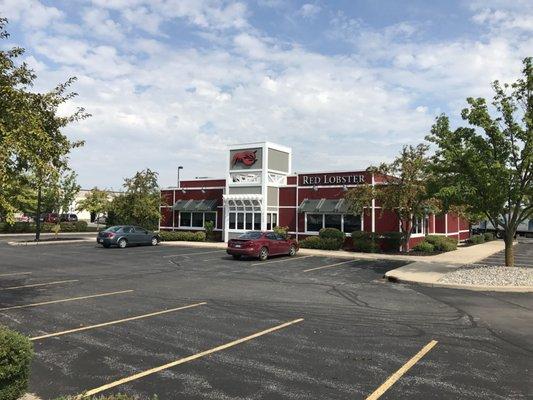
[[77, 187, 109, 230], [111, 169, 160, 230], [344, 144, 439, 251], [427, 58, 532, 266], [0, 18, 88, 238]]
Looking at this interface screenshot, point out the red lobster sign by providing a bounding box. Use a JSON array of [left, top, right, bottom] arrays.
[[232, 150, 257, 167]]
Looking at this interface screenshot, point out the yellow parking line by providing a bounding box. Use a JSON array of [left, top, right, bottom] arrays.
[[303, 260, 355, 272], [0, 272, 32, 277], [251, 255, 314, 266], [83, 318, 304, 397], [0, 279, 78, 291], [30, 302, 206, 341], [0, 290, 134, 311], [162, 250, 225, 258], [365, 340, 438, 400]]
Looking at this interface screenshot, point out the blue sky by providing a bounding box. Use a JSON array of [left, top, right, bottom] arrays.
[[1, 0, 532, 189]]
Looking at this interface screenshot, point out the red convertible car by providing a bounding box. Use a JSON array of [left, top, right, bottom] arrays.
[[227, 231, 299, 261]]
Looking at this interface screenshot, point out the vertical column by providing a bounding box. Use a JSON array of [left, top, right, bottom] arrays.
[[172, 189, 175, 231], [223, 200, 229, 243]]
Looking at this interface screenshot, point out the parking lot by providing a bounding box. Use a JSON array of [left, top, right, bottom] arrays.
[[0, 241, 532, 399]]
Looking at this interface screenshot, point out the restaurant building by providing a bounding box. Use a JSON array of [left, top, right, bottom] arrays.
[[160, 142, 470, 249]]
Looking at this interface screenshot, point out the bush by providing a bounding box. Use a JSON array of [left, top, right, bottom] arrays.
[[483, 232, 494, 242], [352, 239, 380, 253], [319, 227, 345, 241], [159, 230, 206, 242], [412, 241, 435, 252], [469, 234, 485, 245], [0, 221, 88, 233], [273, 225, 290, 239], [299, 236, 344, 250], [0, 326, 34, 400], [380, 231, 404, 251], [424, 235, 457, 252], [204, 221, 215, 241]]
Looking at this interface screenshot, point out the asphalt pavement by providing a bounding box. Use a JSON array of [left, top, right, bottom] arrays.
[[0, 240, 531, 399]]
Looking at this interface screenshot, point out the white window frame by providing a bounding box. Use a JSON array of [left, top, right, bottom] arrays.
[[228, 211, 263, 232], [304, 213, 362, 235], [179, 211, 217, 230], [411, 216, 425, 237]]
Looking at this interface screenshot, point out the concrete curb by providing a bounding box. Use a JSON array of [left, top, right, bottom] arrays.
[[385, 274, 533, 293], [160, 241, 226, 249], [0, 231, 96, 237], [7, 238, 94, 246]]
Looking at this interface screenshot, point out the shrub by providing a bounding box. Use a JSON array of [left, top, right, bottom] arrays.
[[424, 235, 457, 252], [74, 221, 88, 232], [319, 227, 345, 241], [299, 236, 343, 250], [412, 241, 435, 252], [352, 239, 380, 253], [380, 231, 404, 251], [483, 232, 494, 242], [204, 221, 215, 241], [273, 225, 290, 239], [159, 230, 206, 242], [0, 326, 34, 400], [469, 234, 485, 245]]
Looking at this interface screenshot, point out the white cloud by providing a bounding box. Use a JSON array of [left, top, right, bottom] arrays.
[[1, 0, 531, 188], [0, 0, 63, 29], [298, 3, 321, 19]]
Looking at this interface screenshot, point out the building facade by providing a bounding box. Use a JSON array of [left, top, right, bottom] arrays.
[[160, 142, 470, 249]]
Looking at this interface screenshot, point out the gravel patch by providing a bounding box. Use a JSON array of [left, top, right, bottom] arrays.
[[438, 264, 533, 287]]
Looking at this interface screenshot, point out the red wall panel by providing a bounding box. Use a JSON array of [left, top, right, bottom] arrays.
[[375, 210, 399, 232], [161, 190, 173, 206], [279, 208, 296, 231], [434, 215, 446, 233], [160, 207, 172, 227], [181, 179, 225, 188], [279, 187, 297, 206]]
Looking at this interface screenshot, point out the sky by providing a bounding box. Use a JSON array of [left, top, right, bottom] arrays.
[[1, 0, 532, 190]]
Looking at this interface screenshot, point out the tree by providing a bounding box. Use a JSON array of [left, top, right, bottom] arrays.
[[427, 57, 532, 266], [76, 187, 109, 230], [44, 170, 80, 217], [111, 169, 160, 230], [344, 144, 439, 251], [0, 18, 88, 238]]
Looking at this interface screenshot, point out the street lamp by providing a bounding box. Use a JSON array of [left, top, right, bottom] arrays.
[[177, 165, 183, 188]]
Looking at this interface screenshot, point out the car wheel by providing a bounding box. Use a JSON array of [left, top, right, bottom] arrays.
[[151, 237, 158, 246], [288, 245, 296, 256], [232, 254, 241, 260], [259, 247, 268, 261], [118, 238, 127, 248]]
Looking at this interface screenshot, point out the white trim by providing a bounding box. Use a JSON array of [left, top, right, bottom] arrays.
[[164, 186, 225, 190], [371, 173, 375, 233]]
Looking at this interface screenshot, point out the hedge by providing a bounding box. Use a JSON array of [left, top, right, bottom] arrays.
[[159, 230, 206, 242], [424, 235, 458, 252], [0, 326, 34, 400], [412, 241, 435, 252], [483, 232, 494, 242], [469, 234, 485, 245], [351, 231, 380, 253], [299, 236, 344, 250], [0, 221, 88, 233]]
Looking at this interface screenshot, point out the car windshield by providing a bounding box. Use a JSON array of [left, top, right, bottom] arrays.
[[105, 226, 123, 232], [238, 232, 262, 240]]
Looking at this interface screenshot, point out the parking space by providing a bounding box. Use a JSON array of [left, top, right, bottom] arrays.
[[0, 241, 531, 399]]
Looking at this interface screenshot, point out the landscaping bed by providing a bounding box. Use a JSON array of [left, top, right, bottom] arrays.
[[438, 264, 533, 287]]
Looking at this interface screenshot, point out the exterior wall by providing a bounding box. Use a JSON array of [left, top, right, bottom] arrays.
[[268, 148, 290, 172], [160, 165, 471, 247]]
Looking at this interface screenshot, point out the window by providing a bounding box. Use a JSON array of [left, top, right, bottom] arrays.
[[307, 214, 323, 232], [205, 212, 216, 227], [412, 217, 425, 235], [229, 212, 236, 229], [237, 213, 244, 229], [343, 214, 361, 233], [254, 213, 261, 230], [245, 213, 253, 230], [306, 213, 362, 233], [192, 212, 203, 227], [180, 212, 191, 227], [179, 211, 217, 228], [325, 214, 341, 230]]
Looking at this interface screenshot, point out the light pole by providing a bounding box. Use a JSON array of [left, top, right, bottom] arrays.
[[177, 165, 183, 188]]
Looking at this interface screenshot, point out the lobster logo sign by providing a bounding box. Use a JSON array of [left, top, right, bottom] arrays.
[[232, 150, 258, 167]]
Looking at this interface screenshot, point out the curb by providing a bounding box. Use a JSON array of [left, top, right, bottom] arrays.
[[7, 238, 94, 246], [384, 274, 533, 293]]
